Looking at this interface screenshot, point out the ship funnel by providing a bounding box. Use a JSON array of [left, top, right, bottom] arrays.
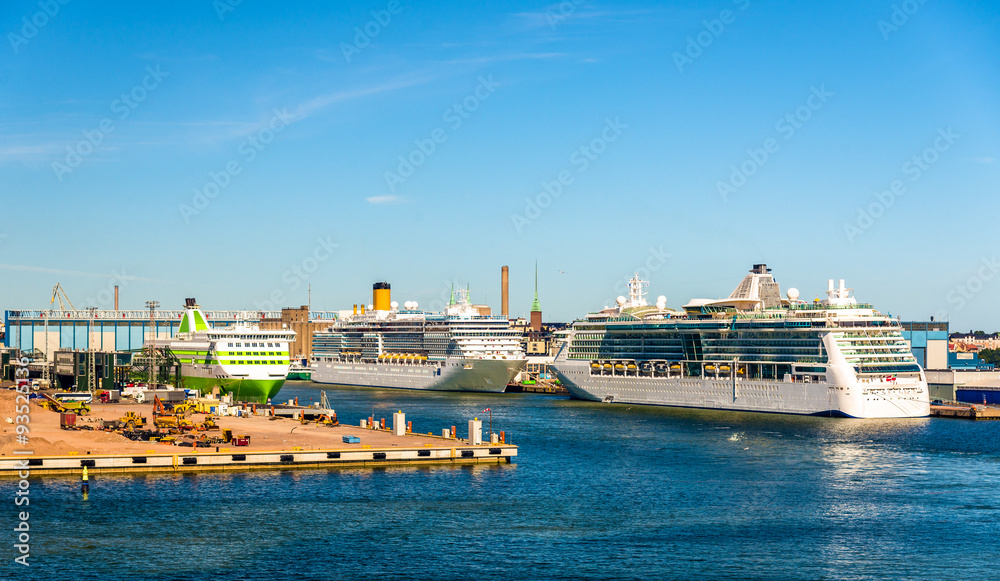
[[185, 298, 196, 308], [373, 282, 391, 311], [827, 280, 834, 293]]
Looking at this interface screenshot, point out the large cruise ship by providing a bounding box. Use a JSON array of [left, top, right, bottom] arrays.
[[311, 283, 526, 392], [552, 265, 929, 418], [147, 299, 295, 403]]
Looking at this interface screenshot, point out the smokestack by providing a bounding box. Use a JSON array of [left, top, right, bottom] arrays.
[[114, 285, 119, 310], [501, 266, 509, 318], [373, 282, 391, 311]]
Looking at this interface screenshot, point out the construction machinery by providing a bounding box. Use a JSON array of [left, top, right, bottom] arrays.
[[39, 393, 90, 416], [314, 413, 339, 427], [152, 395, 193, 431], [169, 400, 196, 417], [102, 412, 146, 431], [120, 412, 147, 431]]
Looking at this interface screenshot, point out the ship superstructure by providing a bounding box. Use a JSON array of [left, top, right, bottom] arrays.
[[552, 265, 929, 418], [311, 283, 526, 392], [148, 299, 295, 403]]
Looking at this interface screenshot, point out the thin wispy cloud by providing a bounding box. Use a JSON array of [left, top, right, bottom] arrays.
[[366, 195, 402, 205], [0, 144, 65, 162], [296, 73, 441, 119], [0, 263, 166, 283], [512, 6, 669, 30], [971, 157, 994, 164], [443, 52, 566, 67]]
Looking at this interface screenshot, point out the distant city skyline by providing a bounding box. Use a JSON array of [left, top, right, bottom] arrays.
[[2, 1, 998, 329]]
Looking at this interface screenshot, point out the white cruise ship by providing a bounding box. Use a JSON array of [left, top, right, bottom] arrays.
[[311, 283, 526, 392], [551, 265, 929, 418]]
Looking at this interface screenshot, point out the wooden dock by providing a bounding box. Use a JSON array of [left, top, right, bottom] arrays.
[[930, 403, 1000, 420]]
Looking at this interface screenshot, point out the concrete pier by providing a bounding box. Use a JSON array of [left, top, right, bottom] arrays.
[[0, 443, 517, 476], [0, 388, 517, 477]]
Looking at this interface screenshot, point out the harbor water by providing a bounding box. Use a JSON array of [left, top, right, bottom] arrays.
[[7, 382, 1000, 580]]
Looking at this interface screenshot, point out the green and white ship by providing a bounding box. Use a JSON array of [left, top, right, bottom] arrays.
[[286, 363, 313, 381], [150, 299, 295, 403]]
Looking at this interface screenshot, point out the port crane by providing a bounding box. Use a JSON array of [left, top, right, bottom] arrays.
[[42, 283, 79, 385], [50, 283, 77, 311]]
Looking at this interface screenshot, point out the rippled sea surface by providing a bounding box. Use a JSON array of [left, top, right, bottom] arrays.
[[6, 383, 1000, 580]]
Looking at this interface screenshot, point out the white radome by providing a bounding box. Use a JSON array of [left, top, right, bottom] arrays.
[[787, 288, 800, 301], [616, 296, 627, 306]]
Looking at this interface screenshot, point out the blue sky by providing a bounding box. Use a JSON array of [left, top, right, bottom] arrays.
[[2, 0, 998, 330]]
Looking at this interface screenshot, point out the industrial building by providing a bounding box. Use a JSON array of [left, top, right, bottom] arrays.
[[901, 321, 949, 370], [900, 320, 1000, 403], [3, 307, 339, 363], [259, 305, 337, 361]]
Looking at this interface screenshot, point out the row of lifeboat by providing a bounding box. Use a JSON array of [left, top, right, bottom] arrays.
[[590, 361, 744, 376], [376, 353, 428, 363]]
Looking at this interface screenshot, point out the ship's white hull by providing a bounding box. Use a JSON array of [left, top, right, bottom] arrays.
[[553, 360, 929, 418], [312, 358, 526, 393]]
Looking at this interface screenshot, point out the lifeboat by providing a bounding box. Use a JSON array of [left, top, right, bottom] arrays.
[[627, 363, 637, 370], [614, 363, 625, 370], [720, 365, 731, 372], [603, 363, 613, 370], [591, 363, 600, 369]]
